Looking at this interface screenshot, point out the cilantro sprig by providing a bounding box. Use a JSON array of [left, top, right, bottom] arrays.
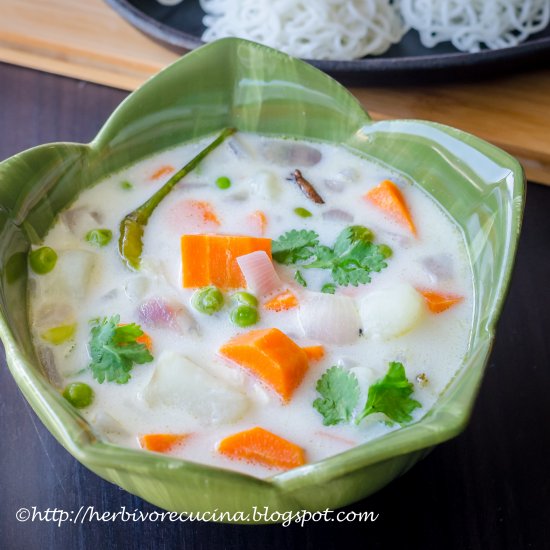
[[314, 366, 360, 426], [271, 225, 390, 288], [313, 362, 421, 426], [88, 315, 153, 384], [271, 229, 319, 264], [357, 362, 421, 424]]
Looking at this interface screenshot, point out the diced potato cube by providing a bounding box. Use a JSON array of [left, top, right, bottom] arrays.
[[142, 352, 249, 425], [360, 283, 426, 339]]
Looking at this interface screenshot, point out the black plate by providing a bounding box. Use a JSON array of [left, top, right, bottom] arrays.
[[105, 0, 550, 85]]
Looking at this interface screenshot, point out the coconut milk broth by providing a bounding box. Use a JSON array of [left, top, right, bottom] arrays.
[[29, 133, 473, 478]]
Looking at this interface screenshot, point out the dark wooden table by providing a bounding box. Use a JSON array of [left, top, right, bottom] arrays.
[[0, 62, 549, 550]]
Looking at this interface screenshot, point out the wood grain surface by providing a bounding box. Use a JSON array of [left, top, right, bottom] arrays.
[[0, 0, 550, 184], [0, 62, 549, 550]]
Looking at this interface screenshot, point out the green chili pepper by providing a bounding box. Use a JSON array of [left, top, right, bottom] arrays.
[[118, 127, 236, 270], [29, 247, 57, 274]]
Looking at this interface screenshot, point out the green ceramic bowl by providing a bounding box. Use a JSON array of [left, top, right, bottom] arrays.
[[0, 38, 524, 521]]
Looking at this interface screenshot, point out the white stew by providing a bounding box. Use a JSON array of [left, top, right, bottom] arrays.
[[28, 132, 473, 478]]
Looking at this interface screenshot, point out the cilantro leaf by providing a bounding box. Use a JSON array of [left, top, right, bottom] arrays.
[[271, 230, 319, 264], [333, 225, 374, 256], [313, 366, 360, 426], [321, 283, 336, 294], [272, 225, 390, 289], [88, 315, 153, 384], [330, 240, 388, 286], [308, 244, 335, 269], [303, 226, 388, 287], [294, 270, 307, 287], [356, 362, 421, 424]]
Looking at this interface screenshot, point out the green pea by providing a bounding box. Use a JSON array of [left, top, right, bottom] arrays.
[[120, 180, 133, 190], [41, 323, 76, 345], [62, 382, 94, 409], [86, 229, 113, 248], [29, 246, 57, 274], [230, 305, 258, 327], [294, 207, 312, 218], [379, 244, 393, 258], [232, 291, 258, 307], [215, 176, 231, 190], [192, 286, 224, 315]]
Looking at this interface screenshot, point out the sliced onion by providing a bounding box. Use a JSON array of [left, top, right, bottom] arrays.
[[237, 251, 282, 297], [298, 293, 361, 345], [322, 209, 354, 223], [261, 141, 322, 166], [138, 297, 195, 334]]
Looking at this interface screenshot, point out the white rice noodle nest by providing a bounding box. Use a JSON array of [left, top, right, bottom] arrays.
[[399, 0, 550, 53], [199, 0, 406, 60]]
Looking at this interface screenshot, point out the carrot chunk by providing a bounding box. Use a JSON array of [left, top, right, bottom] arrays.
[[168, 199, 221, 233], [218, 427, 305, 469], [191, 200, 220, 226], [140, 433, 188, 453], [365, 180, 416, 235], [136, 332, 153, 351], [302, 345, 325, 362], [176, 200, 220, 227], [418, 289, 464, 313], [180, 234, 211, 288], [219, 328, 308, 401], [150, 165, 175, 180], [263, 289, 298, 312], [181, 234, 272, 289]]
